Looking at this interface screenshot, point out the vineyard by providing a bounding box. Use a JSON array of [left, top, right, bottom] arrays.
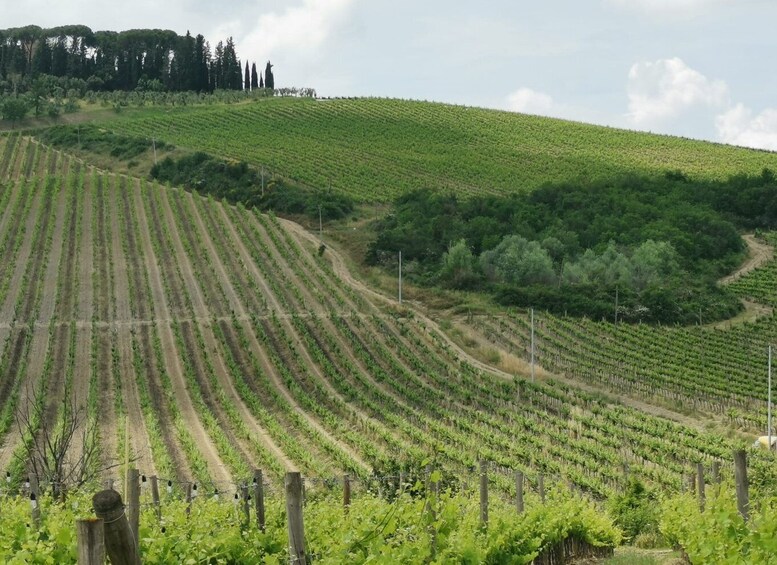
[[0, 131, 745, 511], [459, 236, 777, 432], [100, 97, 777, 201]]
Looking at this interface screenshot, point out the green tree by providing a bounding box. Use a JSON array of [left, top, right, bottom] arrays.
[[264, 60, 274, 90], [251, 62, 258, 89], [244, 60, 250, 90], [440, 239, 477, 288], [1, 96, 29, 127]]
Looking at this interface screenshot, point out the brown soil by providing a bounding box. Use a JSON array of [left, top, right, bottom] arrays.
[[720, 234, 773, 284], [108, 174, 156, 475]]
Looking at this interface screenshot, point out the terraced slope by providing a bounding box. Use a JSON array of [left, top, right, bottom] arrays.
[[102, 97, 777, 201], [458, 237, 777, 432], [0, 133, 738, 498]]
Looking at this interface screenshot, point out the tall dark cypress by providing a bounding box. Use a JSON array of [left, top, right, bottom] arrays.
[[244, 60, 250, 90], [251, 62, 258, 89], [259, 72, 263, 89], [264, 60, 274, 90]]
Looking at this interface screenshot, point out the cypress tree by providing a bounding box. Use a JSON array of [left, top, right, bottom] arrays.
[[259, 72, 263, 89], [251, 62, 258, 89], [244, 60, 250, 90], [264, 60, 274, 90]]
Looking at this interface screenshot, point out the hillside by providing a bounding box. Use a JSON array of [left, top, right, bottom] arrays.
[[99, 97, 777, 201], [0, 132, 738, 499]]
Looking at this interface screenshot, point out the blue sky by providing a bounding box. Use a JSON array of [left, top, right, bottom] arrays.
[[6, 0, 777, 149]]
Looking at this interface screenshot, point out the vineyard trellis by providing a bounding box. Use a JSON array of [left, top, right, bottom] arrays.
[[0, 134, 763, 513]]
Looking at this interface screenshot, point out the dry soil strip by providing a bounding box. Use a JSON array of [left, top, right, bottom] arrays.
[[182, 193, 295, 471], [137, 181, 231, 486], [108, 174, 156, 475]]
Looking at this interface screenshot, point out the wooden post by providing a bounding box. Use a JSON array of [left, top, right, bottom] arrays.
[[126, 468, 140, 550], [515, 470, 524, 514], [150, 475, 161, 521], [185, 482, 193, 516], [343, 474, 351, 513], [254, 469, 266, 533], [30, 492, 41, 527], [240, 483, 250, 527], [711, 461, 721, 484], [77, 518, 105, 564], [697, 463, 706, 512], [479, 460, 488, 527], [285, 472, 307, 565], [734, 449, 749, 521], [538, 474, 545, 504], [92, 489, 141, 565]]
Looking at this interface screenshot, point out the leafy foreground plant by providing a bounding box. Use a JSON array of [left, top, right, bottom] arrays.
[[0, 487, 620, 564], [660, 487, 777, 564]]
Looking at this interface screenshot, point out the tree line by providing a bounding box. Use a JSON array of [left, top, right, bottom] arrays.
[[0, 24, 274, 94], [368, 170, 777, 323]]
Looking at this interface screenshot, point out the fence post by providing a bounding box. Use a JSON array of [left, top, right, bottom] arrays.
[[734, 449, 749, 521], [185, 482, 193, 516], [538, 473, 545, 504], [254, 469, 266, 533], [285, 472, 307, 565], [240, 483, 250, 527], [479, 460, 488, 527], [343, 474, 351, 513], [515, 470, 524, 514], [150, 475, 161, 520], [77, 518, 105, 564], [92, 489, 141, 565], [697, 463, 706, 512], [711, 461, 720, 484], [126, 468, 140, 550]]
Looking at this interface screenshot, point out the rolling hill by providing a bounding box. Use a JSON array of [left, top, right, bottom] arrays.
[[100, 97, 777, 201]]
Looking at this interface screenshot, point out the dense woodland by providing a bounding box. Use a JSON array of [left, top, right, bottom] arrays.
[[369, 170, 777, 323], [0, 25, 273, 94]]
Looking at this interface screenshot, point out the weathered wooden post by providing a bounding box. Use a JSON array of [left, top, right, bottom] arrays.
[[479, 460, 489, 527], [77, 518, 105, 564], [711, 461, 721, 484], [30, 492, 41, 527], [126, 468, 140, 550], [343, 474, 351, 513], [253, 469, 266, 533], [150, 475, 161, 521], [538, 473, 545, 504], [92, 489, 141, 565], [734, 450, 749, 521], [240, 483, 250, 527], [515, 470, 524, 514], [285, 472, 307, 565], [697, 463, 706, 512], [185, 482, 193, 516]]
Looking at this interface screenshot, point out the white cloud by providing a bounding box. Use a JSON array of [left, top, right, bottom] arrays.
[[716, 104, 777, 151], [607, 0, 731, 15], [505, 88, 555, 115], [626, 57, 728, 125], [237, 0, 355, 60]]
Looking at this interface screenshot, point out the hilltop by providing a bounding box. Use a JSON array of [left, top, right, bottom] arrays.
[[98, 96, 777, 201]]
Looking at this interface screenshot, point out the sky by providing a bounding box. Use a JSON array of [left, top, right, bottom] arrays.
[[5, 0, 777, 150]]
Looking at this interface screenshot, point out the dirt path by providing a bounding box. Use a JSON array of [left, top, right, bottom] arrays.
[[135, 183, 232, 483], [721, 234, 774, 284], [108, 174, 156, 475], [71, 171, 94, 458], [218, 205, 369, 473], [183, 193, 295, 471], [287, 220, 718, 434], [0, 184, 44, 322]]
